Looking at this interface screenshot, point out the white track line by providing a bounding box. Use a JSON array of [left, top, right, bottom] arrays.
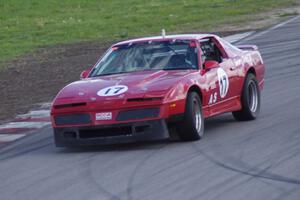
[[224, 31, 254, 43], [243, 16, 300, 41], [0, 121, 51, 129], [17, 110, 50, 119], [0, 134, 26, 142], [39, 102, 52, 109]]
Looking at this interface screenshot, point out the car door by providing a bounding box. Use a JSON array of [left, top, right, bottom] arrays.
[[199, 37, 237, 116]]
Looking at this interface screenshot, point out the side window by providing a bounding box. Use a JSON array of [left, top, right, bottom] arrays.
[[200, 39, 223, 64]]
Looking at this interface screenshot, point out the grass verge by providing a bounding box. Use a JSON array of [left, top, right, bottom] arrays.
[[0, 0, 299, 67]]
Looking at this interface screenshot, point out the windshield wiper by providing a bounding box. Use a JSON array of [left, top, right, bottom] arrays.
[[92, 71, 131, 77], [92, 69, 156, 77]]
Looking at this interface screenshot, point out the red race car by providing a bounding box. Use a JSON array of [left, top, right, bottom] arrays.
[[51, 34, 265, 147]]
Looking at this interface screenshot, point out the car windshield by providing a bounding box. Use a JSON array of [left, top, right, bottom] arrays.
[[89, 40, 198, 77]]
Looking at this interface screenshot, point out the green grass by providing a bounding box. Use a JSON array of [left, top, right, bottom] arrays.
[[0, 0, 298, 66]]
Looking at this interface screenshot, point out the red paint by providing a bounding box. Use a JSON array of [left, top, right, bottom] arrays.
[[80, 69, 92, 79], [51, 34, 265, 128], [189, 41, 197, 47], [203, 60, 219, 70]]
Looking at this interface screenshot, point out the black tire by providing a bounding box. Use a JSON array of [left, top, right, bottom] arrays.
[[178, 92, 204, 141], [232, 73, 261, 121]]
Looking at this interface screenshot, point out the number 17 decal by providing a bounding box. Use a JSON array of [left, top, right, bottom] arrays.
[[217, 68, 229, 98], [97, 85, 128, 96]]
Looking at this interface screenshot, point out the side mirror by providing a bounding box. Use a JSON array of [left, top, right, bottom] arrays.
[[204, 60, 219, 70], [80, 69, 91, 79]]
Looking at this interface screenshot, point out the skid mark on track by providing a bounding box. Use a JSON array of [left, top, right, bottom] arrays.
[[192, 144, 300, 186], [272, 187, 300, 200], [85, 153, 122, 200], [189, 163, 278, 200], [125, 144, 168, 200], [98, 143, 196, 200], [123, 144, 204, 200], [0, 136, 53, 162], [80, 143, 169, 200]]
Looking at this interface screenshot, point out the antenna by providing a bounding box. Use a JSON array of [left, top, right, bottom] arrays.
[[162, 29, 166, 38]]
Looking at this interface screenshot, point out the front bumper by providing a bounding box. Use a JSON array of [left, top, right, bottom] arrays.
[[53, 119, 169, 147]]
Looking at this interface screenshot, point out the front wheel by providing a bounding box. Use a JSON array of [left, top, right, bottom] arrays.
[[233, 73, 261, 121], [178, 92, 204, 141]]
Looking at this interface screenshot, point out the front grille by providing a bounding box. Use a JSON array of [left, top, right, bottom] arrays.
[[116, 108, 160, 121], [79, 126, 132, 139], [55, 114, 91, 126], [54, 102, 87, 109], [127, 97, 163, 102]]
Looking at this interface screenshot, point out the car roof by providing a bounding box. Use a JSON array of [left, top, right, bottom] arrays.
[[114, 34, 216, 46]]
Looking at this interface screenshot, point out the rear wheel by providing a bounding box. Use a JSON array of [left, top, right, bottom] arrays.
[[178, 92, 204, 141], [233, 73, 260, 121]]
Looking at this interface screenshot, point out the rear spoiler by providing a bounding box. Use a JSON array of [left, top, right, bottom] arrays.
[[236, 45, 258, 51]]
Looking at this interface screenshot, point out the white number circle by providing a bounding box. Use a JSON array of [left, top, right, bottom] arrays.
[[97, 85, 128, 97], [217, 68, 229, 98]]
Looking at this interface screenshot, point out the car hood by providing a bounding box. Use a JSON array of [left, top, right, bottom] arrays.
[[53, 70, 192, 105]]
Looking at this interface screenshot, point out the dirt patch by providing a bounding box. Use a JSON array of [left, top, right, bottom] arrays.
[[0, 42, 109, 121], [0, 6, 299, 122]]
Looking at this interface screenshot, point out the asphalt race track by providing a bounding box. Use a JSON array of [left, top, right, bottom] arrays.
[[1, 17, 300, 200]]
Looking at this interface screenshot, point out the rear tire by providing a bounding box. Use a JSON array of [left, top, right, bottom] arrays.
[[233, 73, 260, 121], [178, 92, 204, 141]]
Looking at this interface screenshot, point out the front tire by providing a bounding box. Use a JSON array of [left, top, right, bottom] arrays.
[[233, 73, 261, 121], [178, 92, 204, 141]]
